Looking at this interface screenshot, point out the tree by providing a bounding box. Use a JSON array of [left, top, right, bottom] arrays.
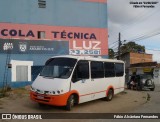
[[120, 42, 145, 54], [108, 48, 115, 59]]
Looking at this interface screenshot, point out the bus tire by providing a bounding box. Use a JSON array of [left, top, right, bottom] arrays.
[[106, 89, 113, 101], [65, 95, 75, 111]]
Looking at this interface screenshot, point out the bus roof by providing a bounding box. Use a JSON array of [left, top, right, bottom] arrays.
[[50, 55, 124, 63]]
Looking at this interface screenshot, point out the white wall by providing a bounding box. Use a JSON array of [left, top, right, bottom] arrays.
[[129, 68, 143, 75], [153, 68, 160, 85], [10, 60, 33, 82], [136, 68, 143, 74]]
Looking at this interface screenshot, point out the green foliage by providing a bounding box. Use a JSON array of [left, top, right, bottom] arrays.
[[108, 48, 115, 59], [120, 42, 145, 54]]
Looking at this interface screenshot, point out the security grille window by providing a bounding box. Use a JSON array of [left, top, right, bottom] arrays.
[[115, 63, 124, 77], [16, 66, 28, 81], [38, 31, 46, 39], [104, 62, 115, 77], [38, 0, 46, 8], [91, 61, 104, 78]]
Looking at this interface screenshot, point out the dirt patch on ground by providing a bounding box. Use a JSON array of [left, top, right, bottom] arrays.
[[0, 87, 147, 113]]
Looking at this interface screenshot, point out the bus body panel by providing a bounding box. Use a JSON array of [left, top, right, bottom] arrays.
[[30, 90, 79, 106], [72, 77, 125, 103], [70, 79, 93, 103], [30, 55, 125, 107], [31, 75, 71, 94]]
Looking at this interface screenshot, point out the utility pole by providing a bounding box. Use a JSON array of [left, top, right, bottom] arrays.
[[117, 32, 122, 60]]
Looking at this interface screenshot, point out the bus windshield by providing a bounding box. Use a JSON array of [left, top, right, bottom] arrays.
[[40, 58, 77, 79]]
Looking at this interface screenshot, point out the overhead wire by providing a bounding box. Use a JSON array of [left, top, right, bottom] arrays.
[[125, 30, 160, 43], [109, 4, 160, 44]]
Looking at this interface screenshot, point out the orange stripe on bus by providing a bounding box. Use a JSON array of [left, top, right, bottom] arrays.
[[80, 90, 106, 97], [80, 87, 124, 97]]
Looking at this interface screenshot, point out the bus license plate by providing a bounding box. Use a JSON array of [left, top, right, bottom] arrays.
[[37, 95, 44, 99]]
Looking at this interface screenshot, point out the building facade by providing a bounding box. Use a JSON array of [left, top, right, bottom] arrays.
[[120, 52, 153, 82], [129, 62, 160, 85], [0, 0, 108, 88], [121, 52, 153, 69]]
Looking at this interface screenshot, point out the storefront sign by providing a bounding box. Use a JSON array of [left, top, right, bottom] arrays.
[[143, 68, 153, 73], [0, 23, 108, 56]]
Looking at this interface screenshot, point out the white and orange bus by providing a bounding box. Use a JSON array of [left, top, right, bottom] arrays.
[[30, 55, 125, 110]]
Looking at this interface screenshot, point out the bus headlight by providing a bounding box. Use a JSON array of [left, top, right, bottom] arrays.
[[57, 90, 60, 94]]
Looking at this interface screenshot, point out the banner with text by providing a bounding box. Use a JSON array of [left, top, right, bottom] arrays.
[[0, 39, 69, 54], [0, 23, 108, 56]]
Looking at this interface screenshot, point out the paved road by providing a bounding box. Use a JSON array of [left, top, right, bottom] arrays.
[[0, 89, 146, 113], [101, 84, 160, 122], [46, 85, 160, 122], [130, 85, 160, 113]]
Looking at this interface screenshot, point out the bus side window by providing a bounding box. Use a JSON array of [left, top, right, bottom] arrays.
[[115, 63, 124, 77], [91, 61, 104, 79], [104, 62, 115, 77], [72, 60, 89, 83]]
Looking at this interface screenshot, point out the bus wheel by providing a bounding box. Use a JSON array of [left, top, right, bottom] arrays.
[[66, 95, 75, 111], [106, 89, 113, 101]]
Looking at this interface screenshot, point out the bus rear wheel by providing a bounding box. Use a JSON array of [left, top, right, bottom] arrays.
[[105, 89, 113, 101], [65, 95, 75, 111]]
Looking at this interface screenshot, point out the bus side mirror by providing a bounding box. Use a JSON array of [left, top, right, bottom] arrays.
[[72, 75, 83, 83], [72, 61, 89, 83], [72, 77, 78, 83], [72, 69, 80, 83], [72, 70, 84, 83]]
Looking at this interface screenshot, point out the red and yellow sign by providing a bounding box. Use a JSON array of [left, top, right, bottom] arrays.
[[143, 68, 153, 73]]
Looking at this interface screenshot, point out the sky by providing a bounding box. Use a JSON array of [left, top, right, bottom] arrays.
[[108, 0, 160, 62]]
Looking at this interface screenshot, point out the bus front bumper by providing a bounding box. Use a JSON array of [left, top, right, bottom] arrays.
[[30, 91, 68, 106]]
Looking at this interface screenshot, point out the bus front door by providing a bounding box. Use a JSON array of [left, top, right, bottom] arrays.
[[70, 60, 93, 103]]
